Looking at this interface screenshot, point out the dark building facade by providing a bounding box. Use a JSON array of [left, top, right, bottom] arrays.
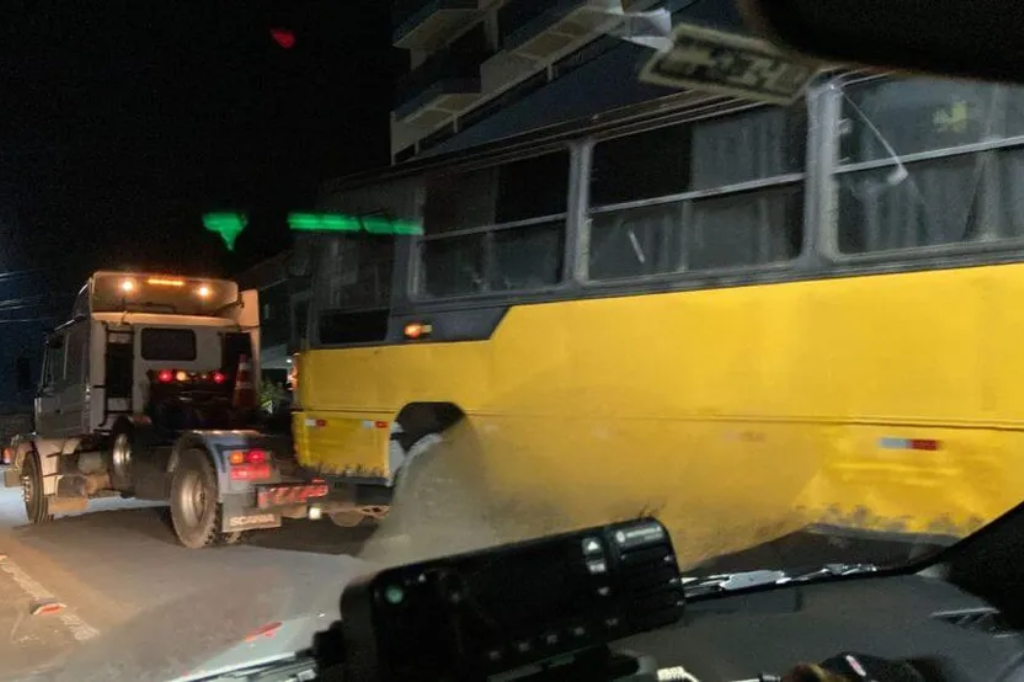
[[242, 0, 748, 370], [389, 0, 744, 163]]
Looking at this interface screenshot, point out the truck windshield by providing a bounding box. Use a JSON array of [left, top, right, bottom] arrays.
[[91, 273, 239, 317]]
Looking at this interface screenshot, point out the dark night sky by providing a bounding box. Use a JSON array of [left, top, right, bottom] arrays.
[[0, 1, 403, 292]]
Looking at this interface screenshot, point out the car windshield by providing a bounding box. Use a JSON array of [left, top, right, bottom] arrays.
[[2, 1, 1021, 681]]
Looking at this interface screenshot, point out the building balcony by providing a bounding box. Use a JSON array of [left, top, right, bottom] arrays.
[[394, 48, 487, 126], [393, 0, 480, 50], [499, 0, 619, 61]]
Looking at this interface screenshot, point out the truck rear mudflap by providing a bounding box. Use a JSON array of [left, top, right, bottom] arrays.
[[220, 479, 331, 532]]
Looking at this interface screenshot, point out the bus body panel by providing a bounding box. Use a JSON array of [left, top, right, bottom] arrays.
[[293, 71, 1024, 563], [294, 262, 1024, 563]]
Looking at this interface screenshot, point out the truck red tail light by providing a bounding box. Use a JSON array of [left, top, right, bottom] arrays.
[[152, 369, 230, 385], [246, 449, 267, 464], [228, 449, 272, 481], [230, 463, 272, 481]]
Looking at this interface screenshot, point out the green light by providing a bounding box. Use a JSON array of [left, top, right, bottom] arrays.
[[288, 212, 423, 236], [383, 585, 404, 605], [203, 212, 248, 251]]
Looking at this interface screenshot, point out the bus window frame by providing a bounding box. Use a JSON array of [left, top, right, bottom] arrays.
[[301, 70, 1024, 353], [578, 103, 811, 287], [820, 71, 1024, 267], [408, 146, 576, 302], [309, 231, 399, 348]]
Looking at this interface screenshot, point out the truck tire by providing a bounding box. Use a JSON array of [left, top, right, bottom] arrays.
[[108, 422, 134, 492], [169, 448, 241, 549], [22, 452, 53, 524]]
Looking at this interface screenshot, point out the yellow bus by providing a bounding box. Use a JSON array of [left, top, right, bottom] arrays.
[[291, 70, 1024, 567]]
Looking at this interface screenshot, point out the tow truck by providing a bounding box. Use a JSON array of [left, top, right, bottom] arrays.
[[0, 271, 346, 548]]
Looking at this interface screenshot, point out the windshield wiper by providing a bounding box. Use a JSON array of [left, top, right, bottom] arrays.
[[681, 563, 879, 597], [182, 653, 317, 682]]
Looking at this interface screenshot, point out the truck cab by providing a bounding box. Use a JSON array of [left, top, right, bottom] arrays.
[[34, 272, 259, 445]]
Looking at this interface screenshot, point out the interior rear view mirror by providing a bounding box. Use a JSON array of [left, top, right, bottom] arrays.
[[738, 0, 1024, 85]]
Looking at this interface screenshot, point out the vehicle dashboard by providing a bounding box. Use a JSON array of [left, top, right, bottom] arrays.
[[618, 573, 1022, 682]]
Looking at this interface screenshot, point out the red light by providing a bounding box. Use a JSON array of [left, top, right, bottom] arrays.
[[30, 600, 66, 616], [910, 439, 940, 451], [212, 371, 226, 385], [158, 370, 174, 383], [245, 449, 268, 464], [245, 621, 283, 643], [230, 463, 271, 481], [270, 28, 296, 49]]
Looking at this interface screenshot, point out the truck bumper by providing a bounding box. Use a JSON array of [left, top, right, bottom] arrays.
[[220, 479, 331, 532], [219, 476, 394, 533]]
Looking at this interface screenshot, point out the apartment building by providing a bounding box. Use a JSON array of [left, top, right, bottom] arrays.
[[389, 0, 744, 163]]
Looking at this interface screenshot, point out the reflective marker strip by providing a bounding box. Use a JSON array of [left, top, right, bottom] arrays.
[[31, 599, 66, 616], [0, 553, 99, 641], [879, 437, 941, 451]]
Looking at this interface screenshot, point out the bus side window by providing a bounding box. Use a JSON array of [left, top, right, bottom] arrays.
[[419, 150, 570, 297], [587, 106, 806, 282], [834, 76, 1024, 255], [315, 235, 395, 345]]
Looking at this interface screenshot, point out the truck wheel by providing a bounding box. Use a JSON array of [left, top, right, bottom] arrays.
[[109, 423, 134, 491], [169, 448, 241, 548], [22, 453, 53, 524]]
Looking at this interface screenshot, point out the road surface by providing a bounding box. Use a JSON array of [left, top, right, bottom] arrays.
[[0, 470, 382, 682], [0, 466, 939, 682]]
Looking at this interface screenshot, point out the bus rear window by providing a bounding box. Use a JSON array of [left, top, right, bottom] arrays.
[[141, 328, 197, 361]]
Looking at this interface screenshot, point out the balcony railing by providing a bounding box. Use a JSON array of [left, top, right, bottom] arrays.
[[394, 48, 487, 121], [393, 0, 479, 50], [498, 0, 588, 51]]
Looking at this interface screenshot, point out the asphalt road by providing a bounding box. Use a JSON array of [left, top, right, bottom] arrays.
[[0, 471, 382, 682], [0, 466, 940, 682]]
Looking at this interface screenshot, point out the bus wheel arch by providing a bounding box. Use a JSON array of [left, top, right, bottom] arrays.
[[392, 402, 464, 452], [378, 401, 495, 555], [390, 402, 465, 484]]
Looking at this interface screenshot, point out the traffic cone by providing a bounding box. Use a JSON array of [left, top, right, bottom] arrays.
[[233, 355, 258, 409]]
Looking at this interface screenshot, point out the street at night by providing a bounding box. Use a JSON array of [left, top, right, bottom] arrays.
[[1, 2, 1018, 681], [0, 476, 379, 680]]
